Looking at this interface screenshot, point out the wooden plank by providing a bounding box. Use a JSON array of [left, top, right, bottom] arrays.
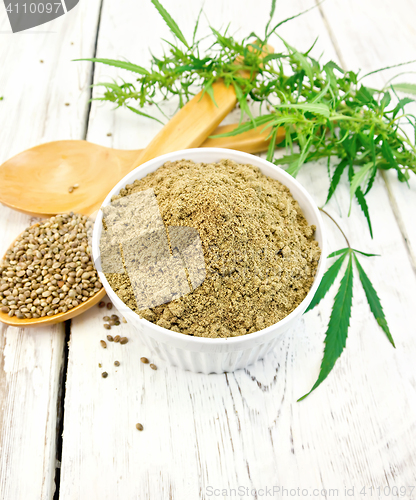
[[0, 305, 65, 499], [317, 0, 416, 269], [60, 0, 416, 498], [0, 1, 102, 499]]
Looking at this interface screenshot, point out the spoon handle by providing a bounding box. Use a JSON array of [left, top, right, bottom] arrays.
[[135, 81, 237, 166], [134, 43, 273, 166]]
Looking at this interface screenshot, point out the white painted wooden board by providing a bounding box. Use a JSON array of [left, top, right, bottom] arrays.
[[58, 0, 416, 499], [0, 1, 102, 498]]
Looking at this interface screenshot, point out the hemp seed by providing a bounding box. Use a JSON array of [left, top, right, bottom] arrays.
[[136, 423, 143, 431], [100, 340, 107, 348], [0, 213, 102, 321]]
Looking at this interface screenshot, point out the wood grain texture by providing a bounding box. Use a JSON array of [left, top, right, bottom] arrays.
[[0, 314, 65, 499], [0, 0, 102, 498], [59, 0, 415, 499]]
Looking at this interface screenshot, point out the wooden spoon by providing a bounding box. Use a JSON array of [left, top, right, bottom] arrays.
[[0, 123, 281, 217], [0, 222, 107, 327]]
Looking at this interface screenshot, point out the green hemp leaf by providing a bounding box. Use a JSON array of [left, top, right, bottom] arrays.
[[299, 247, 395, 401]]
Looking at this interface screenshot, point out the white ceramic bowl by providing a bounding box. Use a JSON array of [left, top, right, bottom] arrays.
[[92, 148, 327, 373]]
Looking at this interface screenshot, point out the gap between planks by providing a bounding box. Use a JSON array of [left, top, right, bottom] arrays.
[[82, 0, 105, 141], [54, 0, 106, 496]]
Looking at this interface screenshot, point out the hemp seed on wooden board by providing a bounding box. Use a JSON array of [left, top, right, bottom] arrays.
[[104, 159, 321, 338]]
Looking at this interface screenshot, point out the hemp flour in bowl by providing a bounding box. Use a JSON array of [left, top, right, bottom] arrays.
[[93, 148, 326, 373], [100, 157, 320, 338]]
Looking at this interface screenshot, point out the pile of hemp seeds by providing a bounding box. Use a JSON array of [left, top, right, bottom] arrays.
[[0, 213, 102, 319], [104, 159, 321, 338]]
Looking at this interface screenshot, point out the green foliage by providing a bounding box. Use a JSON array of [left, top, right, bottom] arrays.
[[78, 0, 416, 236], [305, 249, 348, 313], [325, 159, 347, 204], [353, 254, 395, 347], [126, 105, 164, 124], [392, 83, 416, 96], [74, 58, 150, 75], [299, 247, 394, 400], [150, 0, 189, 48]]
